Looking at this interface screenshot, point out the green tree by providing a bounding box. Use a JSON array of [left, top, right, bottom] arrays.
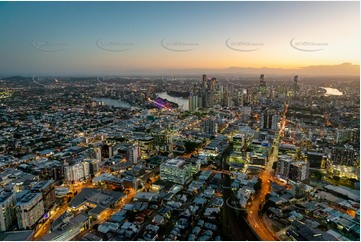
[[184, 141, 200, 153]]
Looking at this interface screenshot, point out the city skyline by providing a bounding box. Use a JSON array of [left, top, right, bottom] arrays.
[[0, 1, 360, 76]]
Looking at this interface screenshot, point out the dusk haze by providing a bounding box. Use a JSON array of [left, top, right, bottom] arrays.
[[0, 1, 359, 242]]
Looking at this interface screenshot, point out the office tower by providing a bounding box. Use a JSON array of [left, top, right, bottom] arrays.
[[16, 193, 44, 230], [210, 77, 217, 91], [127, 145, 140, 163], [160, 158, 193, 184], [31, 180, 55, 213], [188, 91, 199, 111], [293, 75, 299, 95], [0, 191, 16, 231], [260, 109, 278, 130], [202, 74, 208, 89], [260, 74, 266, 87], [203, 118, 218, 135], [200, 89, 209, 109]]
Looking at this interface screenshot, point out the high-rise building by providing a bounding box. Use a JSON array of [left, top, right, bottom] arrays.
[[86, 159, 99, 176], [260, 109, 278, 130], [260, 74, 266, 87], [127, 145, 140, 163], [202, 74, 208, 89], [64, 161, 90, 183], [207, 90, 214, 108], [31, 180, 55, 213], [203, 118, 218, 135], [288, 162, 309, 182], [188, 91, 199, 111], [0, 191, 16, 231], [277, 156, 309, 182], [136, 136, 155, 159], [209, 77, 217, 91], [293, 75, 299, 96], [101, 143, 114, 159], [200, 90, 208, 109], [276, 155, 293, 179], [16, 193, 44, 230], [160, 158, 193, 184]]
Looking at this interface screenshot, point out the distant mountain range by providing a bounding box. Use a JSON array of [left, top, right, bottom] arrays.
[[155, 63, 360, 77], [0, 63, 359, 78]]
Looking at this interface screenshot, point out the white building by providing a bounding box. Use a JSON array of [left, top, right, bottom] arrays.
[[16, 192, 44, 230], [64, 161, 90, 183]]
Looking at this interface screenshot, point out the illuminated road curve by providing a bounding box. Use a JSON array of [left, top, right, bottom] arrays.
[[246, 103, 288, 241]]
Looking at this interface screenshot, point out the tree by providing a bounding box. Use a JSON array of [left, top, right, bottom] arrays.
[[254, 178, 262, 191], [184, 141, 200, 153]]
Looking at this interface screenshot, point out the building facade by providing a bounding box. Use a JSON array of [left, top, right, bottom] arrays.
[[160, 158, 193, 185], [31, 180, 55, 213], [16, 192, 44, 230], [0, 191, 16, 231]]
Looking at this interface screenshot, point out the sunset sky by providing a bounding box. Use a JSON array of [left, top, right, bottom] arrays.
[[0, 1, 359, 75]]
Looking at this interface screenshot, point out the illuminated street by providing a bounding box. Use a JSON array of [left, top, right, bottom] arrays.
[[33, 202, 69, 240], [246, 103, 288, 241]]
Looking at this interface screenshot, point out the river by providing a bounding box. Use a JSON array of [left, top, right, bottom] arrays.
[[156, 92, 189, 111], [322, 87, 343, 96]]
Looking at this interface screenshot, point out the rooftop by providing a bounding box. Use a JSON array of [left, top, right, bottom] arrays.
[[17, 192, 42, 205], [69, 188, 125, 209], [164, 158, 186, 168]]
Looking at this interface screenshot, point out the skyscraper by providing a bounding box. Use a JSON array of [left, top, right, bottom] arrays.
[[293, 75, 299, 95], [188, 91, 199, 111], [260, 74, 266, 87], [203, 118, 218, 135], [202, 74, 208, 89], [260, 109, 278, 130]]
